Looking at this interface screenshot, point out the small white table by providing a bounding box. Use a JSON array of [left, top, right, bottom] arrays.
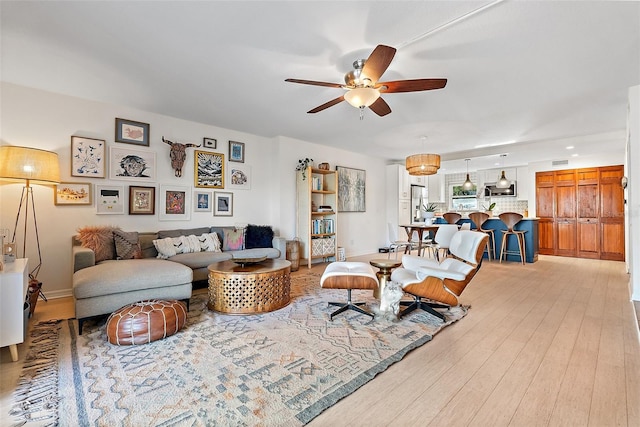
[[0, 258, 29, 362]]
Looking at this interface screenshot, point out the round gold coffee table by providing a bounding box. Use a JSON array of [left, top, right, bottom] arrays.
[[369, 259, 402, 299], [207, 259, 291, 314]]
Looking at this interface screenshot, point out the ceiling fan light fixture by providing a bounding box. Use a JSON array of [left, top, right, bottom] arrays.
[[344, 87, 380, 108], [406, 153, 440, 176]]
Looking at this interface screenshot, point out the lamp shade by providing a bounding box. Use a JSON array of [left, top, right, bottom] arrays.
[[0, 146, 60, 184], [496, 170, 510, 188], [344, 87, 380, 108], [405, 154, 440, 176]]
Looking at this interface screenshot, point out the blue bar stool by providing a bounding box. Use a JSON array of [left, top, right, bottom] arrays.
[[498, 212, 526, 264]]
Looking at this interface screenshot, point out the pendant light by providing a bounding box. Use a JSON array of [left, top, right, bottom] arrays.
[[406, 136, 440, 176], [496, 154, 510, 188], [462, 158, 474, 191]]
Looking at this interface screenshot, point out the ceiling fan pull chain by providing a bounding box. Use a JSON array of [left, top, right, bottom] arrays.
[[359, 106, 365, 120]]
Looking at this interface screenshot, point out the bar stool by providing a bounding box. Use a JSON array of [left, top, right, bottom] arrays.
[[498, 212, 527, 264], [468, 211, 496, 260], [443, 212, 462, 224]]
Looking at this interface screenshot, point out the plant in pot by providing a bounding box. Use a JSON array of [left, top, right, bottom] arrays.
[[422, 203, 437, 219], [483, 202, 496, 217], [295, 158, 314, 180]]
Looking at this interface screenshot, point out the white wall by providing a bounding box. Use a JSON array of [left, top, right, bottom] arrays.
[[0, 83, 388, 297], [627, 86, 640, 301]]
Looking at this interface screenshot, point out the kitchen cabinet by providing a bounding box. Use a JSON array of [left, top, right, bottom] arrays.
[[516, 166, 529, 200], [398, 166, 410, 200], [409, 175, 426, 186], [427, 174, 444, 202]]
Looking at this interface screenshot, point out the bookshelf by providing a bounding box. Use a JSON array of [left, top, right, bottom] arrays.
[[296, 166, 338, 268]]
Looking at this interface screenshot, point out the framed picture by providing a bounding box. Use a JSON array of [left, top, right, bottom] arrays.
[[227, 164, 251, 190], [214, 192, 233, 216], [96, 185, 125, 214], [129, 185, 155, 215], [71, 136, 105, 178], [229, 141, 245, 163], [110, 147, 156, 182], [54, 182, 92, 205], [193, 190, 212, 212], [194, 150, 224, 188], [115, 118, 150, 146], [336, 165, 366, 212], [203, 138, 217, 149], [159, 185, 190, 221]]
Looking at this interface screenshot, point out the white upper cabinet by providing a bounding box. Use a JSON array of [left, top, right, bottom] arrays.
[[399, 166, 410, 200], [427, 174, 444, 202], [409, 175, 426, 186], [516, 166, 529, 200]]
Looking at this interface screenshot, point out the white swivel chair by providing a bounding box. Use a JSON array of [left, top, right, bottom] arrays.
[[423, 224, 458, 260], [391, 231, 488, 321]]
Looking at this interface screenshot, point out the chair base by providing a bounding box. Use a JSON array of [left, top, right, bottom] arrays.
[[399, 296, 448, 322], [327, 289, 374, 320]]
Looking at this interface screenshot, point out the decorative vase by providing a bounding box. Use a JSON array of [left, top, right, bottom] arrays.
[[422, 211, 435, 220]]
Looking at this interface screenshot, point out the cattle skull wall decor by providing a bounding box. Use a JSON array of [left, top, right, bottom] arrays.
[[162, 137, 201, 177]]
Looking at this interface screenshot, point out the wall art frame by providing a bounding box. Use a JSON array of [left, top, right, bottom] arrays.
[[54, 182, 92, 205], [194, 150, 224, 188], [159, 185, 191, 221], [129, 185, 155, 215], [70, 136, 105, 178], [214, 191, 233, 216], [110, 147, 156, 182], [227, 164, 251, 190], [96, 185, 125, 215], [115, 118, 150, 146], [336, 165, 366, 212], [193, 190, 212, 212], [229, 140, 245, 163], [203, 137, 217, 149]]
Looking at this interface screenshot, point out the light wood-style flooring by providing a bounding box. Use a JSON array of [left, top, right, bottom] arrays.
[[1, 254, 638, 426]]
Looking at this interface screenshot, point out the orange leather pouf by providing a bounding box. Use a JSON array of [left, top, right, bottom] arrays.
[[106, 299, 187, 345]]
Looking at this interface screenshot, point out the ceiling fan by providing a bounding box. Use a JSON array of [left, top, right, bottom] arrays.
[[285, 44, 447, 118]]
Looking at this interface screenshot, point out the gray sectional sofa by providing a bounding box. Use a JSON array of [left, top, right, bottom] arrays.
[[72, 225, 286, 333]]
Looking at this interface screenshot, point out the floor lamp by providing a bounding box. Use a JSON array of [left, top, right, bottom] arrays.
[[0, 146, 60, 288]]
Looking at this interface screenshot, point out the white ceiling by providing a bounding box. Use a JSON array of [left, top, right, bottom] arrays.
[[2, 1, 639, 173]]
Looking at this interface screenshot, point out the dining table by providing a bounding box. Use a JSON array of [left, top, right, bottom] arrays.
[[399, 223, 441, 257]]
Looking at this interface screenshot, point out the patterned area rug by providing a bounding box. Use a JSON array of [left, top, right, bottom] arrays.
[[10, 271, 469, 426]]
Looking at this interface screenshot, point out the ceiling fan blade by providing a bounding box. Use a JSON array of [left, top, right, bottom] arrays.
[[377, 78, 447, 93], [307, 96, 345, 113], [361, 45, 396, 83], [369, 97, 392, 117], [285, 78, 343, 88]]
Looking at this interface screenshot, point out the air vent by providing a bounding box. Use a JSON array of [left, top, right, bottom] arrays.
[[552, 160, 569, 167]]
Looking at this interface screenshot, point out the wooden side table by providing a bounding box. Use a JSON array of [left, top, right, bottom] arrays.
[[0, 258, 29, 362], [369, 258, 401, 299]]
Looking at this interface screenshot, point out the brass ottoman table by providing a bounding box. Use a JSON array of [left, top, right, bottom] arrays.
[[207, 259, 291, 314]]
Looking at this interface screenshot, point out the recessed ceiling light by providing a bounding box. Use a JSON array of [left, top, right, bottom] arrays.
[[571, 153, 579, 157], [566, 146, 574, 150]]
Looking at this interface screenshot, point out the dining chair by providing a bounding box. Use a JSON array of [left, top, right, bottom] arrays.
[[422, 224, 458, 260], [387, 223, 412, 259]]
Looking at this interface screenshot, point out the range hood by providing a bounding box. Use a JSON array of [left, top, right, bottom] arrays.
[[484, 182, 517, 197]]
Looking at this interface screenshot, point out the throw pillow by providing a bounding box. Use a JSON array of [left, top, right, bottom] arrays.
[[153, 237, 178, 259], [222, 228, 244, 251], [113, 230, 142, 260], [244, 224, 274, 249], [200, 233, 221, 252], [77, 225, 119, 262]]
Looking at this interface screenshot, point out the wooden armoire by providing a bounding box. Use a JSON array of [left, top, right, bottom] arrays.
[[536, 165, 625, 261]]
